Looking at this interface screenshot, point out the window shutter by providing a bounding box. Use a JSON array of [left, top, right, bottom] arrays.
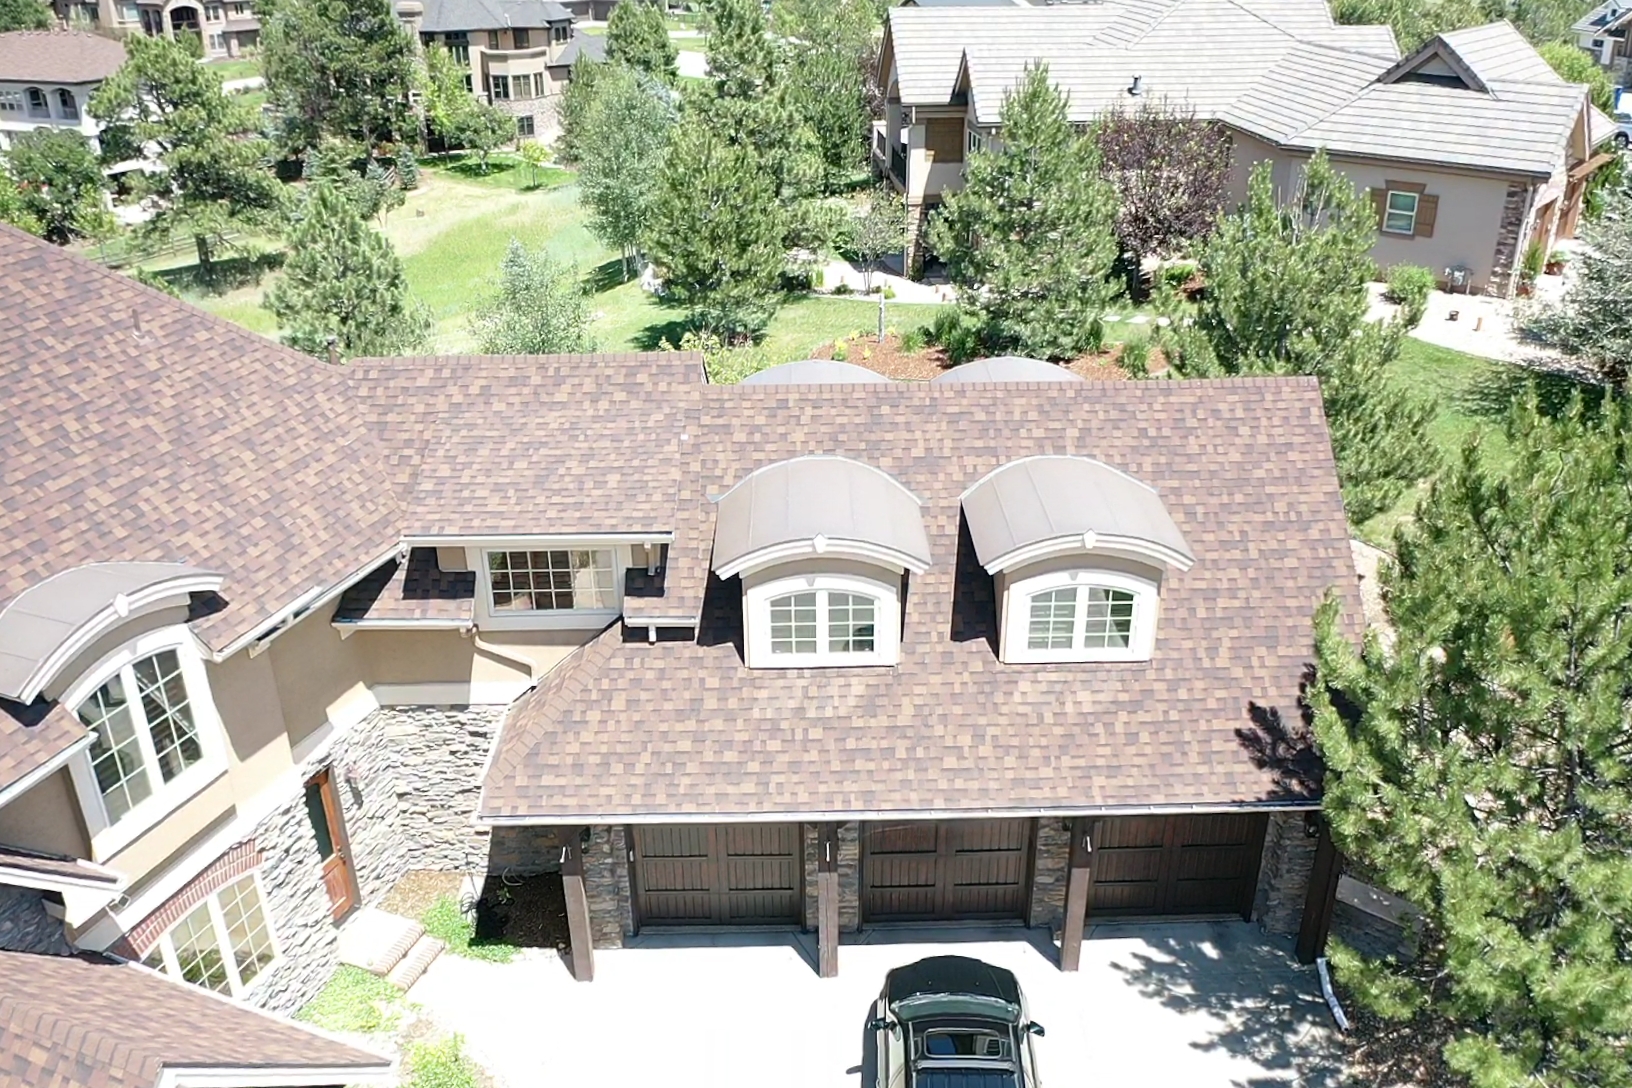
[[1369, 188, 1387, 229], [1414, 193, 1438, 238]]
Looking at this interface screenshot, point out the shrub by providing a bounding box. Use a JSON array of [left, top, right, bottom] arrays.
[[831, 282, 852, 296], [1383, 263, 1434, 329], [1521, 240, 1546, 283], [1160, 262, 1196, 289], [397, 146, 420, 190], [882, 285, 896, 300], [295, 966, 401, 1034], [421, 895, 517, 963], [831, 338, 849, 361], [926, 306, 985, 364], [404, 1035, 480, 1088], [1117, 334, 1151, 377], [899, 327, 927, 353]]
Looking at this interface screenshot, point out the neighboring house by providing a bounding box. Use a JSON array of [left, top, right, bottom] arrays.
[[878, 2, 1619, 295], [1572, 0, 1632, 78], [52, 0, 261, 59], [0, 220, 1358, 1044], [0, 30, 123, 153], [400, 0, 605, 140]]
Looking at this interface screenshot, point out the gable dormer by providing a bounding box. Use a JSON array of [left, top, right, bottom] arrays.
[[1376, 35, 1490, 93]]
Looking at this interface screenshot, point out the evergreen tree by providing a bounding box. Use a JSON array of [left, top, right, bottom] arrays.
[[470, 239, 596, 354], [1527, 173, 1632, 388], [1168, 154, 1436, 522], [0, 0, 51, 31], [644, 116, 785, 337], [575, 66, 676, 280], [929, 64, 1121, 361], [556, 55, 608, 165], [1311, 392, 1632, 1088], [606, 0, 676, 84], [91, 34, 283, 273], [702, 0, 774, 102], [774, 0, 876, 190], [4, 129, 111, 244], [265, 181, 430, 358], [260, 0, 417, 154]]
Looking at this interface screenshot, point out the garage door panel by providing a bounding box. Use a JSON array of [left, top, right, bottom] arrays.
[[1170, 880, 1248, 913], [638, 858, 714, 893], [868, 823, 940, 855], [722, 824, 800, 857], [1089, 815, 1267, 919], [724, 856, 799, 892], [634, 824, 801, 925], [1092, 846, 1164, 884], [1089, 881, 1160, 914], [863, 819, 1034, 922], [1094, 816, 1168, 850], [1175, 844, 1254, 882]]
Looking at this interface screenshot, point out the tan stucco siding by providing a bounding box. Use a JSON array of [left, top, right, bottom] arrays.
[[207, 646, 294, 807], [0, 768, 90, 857], [353, 628, 481, 685], [103, 772, 235, 875], [267, 605, 371, 752]]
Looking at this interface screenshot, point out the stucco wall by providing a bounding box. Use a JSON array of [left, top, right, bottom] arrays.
[[268, 605, 371, 745], [0, 768, 89, 858]]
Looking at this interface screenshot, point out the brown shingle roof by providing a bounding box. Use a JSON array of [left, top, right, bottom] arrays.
[[332, 547, 475, 625], [0, 31, 125, 84], [0, 699, 86, 802], [0, 950, 391, 1087], [0, 843, 121, 888], [482, 378, 1361, 820], [0, 227, 404, 654]]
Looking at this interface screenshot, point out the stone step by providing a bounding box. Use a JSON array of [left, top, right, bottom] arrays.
[[386, 933, 445, 992], [336, 906, 426, 977]]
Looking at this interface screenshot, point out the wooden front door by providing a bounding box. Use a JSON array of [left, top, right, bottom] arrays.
[[631, 824, 802, 925], [862, 819, 1035, 923], [304, 769, 357, 922], [1088, 813, 1268, 919]]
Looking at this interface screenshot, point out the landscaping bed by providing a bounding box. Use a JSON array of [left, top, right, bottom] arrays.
[[806, 333, 1136, 381], [472, 872, 571, 951], [379, 870, 463, 918]]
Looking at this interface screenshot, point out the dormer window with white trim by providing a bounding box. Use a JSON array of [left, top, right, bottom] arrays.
[[961, 456, 1193, 665], [744, 568, 900, 668], [487, 549, 617, 612]]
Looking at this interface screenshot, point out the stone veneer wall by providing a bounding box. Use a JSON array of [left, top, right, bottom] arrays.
[[0, 885, 72, 955], [238, 704, 503, 1014], [1252, 812, 1316, 936], [1027, 819, 1070, 933], [582, 824, 632, 947], [800, 822, 862, 933], [489, 825, 567, 876], [1486, 180, 1532, 298]]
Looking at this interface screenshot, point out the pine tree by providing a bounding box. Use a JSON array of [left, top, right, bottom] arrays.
[[575, 66, 676, 280], [643, 116, 785, 337], [260, 0, 418, 154], [702, 0, 774, 102], [1528, 172, 1632, 388], [929, 64, 1121, 361], [470, 240, 596, 354], [0, 0, 51, 31], [774, 0, 876, 191], [4, 129, 111, 244], [265, 181, 431, 358], [1311, 392, 1632, 1088], [90, 34, 283, 273], [606, 0, 676, 84], [556, 55, 608, 166], [1169, 153, 1436, 523]]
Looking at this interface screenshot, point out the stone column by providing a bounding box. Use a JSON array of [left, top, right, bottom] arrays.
[[1486, 180, 1534, 298], [837, 822, 860, 932], [582, 824, 631, 947], [1253, 812, 1317, 936], [1027, 818, 1071, 934]]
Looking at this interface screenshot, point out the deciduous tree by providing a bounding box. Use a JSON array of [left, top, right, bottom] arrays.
[[929, 64, 1121, 361], [260, 0, 418, 154], [265, 180, 430, 358], [91, 33, 283, 273], [1537, 40, 1615, 111], [606, 0, 676, 84], [1167, 153, 1436, 522], [1527, 172, 1632, 387], [470, 239, 596, 354], [575, 65, 676, 279], [0, 0, 51, 31], [644, 116, 785, 337], [848, 184, 905, 295], [4, 128, 110, 244], [1311, 392, 1632, 1088]]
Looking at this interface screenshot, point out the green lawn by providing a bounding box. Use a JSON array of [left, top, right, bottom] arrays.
[[205, 56, 260, 82], [420, 152, 573, 193]]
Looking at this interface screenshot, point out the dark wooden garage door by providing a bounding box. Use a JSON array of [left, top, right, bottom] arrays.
[[1088, 814, 1268, 918], [632, 824, 802, 925], [862, 819, 1034, 922]]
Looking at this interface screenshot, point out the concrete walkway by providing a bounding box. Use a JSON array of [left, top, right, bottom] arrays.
[[677, 50, 707, 80], [410, 920, 1343, 1088]]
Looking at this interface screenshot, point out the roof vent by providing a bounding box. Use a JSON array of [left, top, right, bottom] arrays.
[[1128, 74, 1143, 96]]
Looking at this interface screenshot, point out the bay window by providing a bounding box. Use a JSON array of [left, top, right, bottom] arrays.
[[140, 873, 277, 998]]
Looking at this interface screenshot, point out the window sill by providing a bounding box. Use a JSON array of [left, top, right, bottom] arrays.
[[478, 608, 621, 631], [89, 758, 229, 863], [746, 652, 898, 669]]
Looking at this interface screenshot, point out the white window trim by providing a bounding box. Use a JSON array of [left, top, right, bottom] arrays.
[[143, 868, 278, 1000], [744, 571, 900, 669], [63, 626, 230, 862], [1001, 568, 1158, 664], [472, 542, 629, 631], [1382, 189, 1418, 235]]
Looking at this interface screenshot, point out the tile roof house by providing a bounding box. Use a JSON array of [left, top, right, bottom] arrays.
[[0, 208, 1362, 1080], [878, 0, 1619, 295], [1573, 0, 1632, 75], [0, 30, 124, 153]]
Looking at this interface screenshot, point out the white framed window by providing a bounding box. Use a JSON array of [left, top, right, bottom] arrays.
[[56, 88, 78, 119], [744, 569, 899, 668], [1000, 567, 1158, 664], [487, 549, 616, 612], [140, 872, 278, 999], [206, 4, 223, 20], [966, 127, 986, 155], [490, 74, 510, 100], [118, 1, 138, 20], [0, 90, 19, 112], [1383, 190, 1418, 235], [63, 628, 228, 859]]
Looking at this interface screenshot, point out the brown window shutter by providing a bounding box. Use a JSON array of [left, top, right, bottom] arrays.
[[1370, 188, 1387, 229], [1414, 193, 1438, 238]]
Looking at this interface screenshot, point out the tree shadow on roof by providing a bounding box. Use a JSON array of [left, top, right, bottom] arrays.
[[1236, 666, 1323, 802]]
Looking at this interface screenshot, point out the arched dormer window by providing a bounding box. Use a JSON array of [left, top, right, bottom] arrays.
[[712, 456, 931, 669], [25, 86, 49, 118], [56, 88, 78, 119], [961, 456, 1193, 665]]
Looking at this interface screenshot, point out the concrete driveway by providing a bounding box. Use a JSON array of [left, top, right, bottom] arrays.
[[410, 920, 1344, 1088]]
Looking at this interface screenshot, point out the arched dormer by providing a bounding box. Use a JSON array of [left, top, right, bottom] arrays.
[[960, 456, 1193, 664], [741, 359, 894, 386], [711, 456, 931, 668]]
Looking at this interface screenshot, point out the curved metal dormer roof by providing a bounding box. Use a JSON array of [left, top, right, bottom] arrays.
[[0, 563, 224, 703], [740, 359, 895, 385], [960, 456, 1194, 574], [711, 456, 932, 579], [930, 356, 1085, 384]]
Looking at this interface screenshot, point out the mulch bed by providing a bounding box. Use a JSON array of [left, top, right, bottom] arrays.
[[806, 334, 1140, 382], [378, 870, 463, 918], [472, 872, 571, 951]]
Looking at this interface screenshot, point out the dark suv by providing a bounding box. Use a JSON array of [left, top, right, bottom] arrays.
[[869, 956, 1046, 1088]]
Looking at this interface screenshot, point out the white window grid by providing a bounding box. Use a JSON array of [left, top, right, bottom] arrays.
[[1026, 588, 1077, 650], [770, 591, 817, 654], [142, 872, 277, 999], [769, 589, 878, 656], [1383, 190, 1418, 235], [826, 591, 876, 653], [78, 649, 205, 826], [487, 549, 616, 612], [1026, 585, 1135, 651]]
